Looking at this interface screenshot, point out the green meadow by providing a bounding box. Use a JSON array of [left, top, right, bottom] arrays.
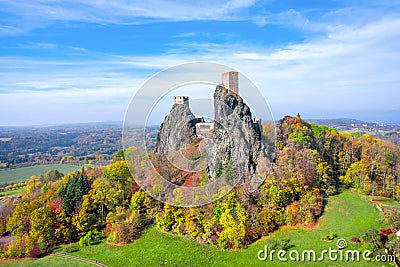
[[0, 164, 82, 185]]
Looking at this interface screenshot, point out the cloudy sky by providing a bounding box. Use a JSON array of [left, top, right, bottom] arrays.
[[0, 0, 399, 126]]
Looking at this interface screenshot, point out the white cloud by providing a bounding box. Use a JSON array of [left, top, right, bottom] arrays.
[[157, 16, 400, 121], [252, 8, 308, 29], [0, 0, 261, 34], [328, 17, 400, 44], [1, 5, 400, 124], [173, 32, 197, 38]]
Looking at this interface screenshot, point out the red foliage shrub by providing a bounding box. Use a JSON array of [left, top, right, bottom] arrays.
[[182, 173, 202, 187], [211, 234, 219, 245], [379, 228, 395, 236], [105, 222, 112, 236], [29, 245, 41, 258], [349, 236, 360, 243], [49, 197, 62, 214]]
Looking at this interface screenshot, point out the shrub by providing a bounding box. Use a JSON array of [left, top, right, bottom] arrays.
[[63, 243, 80, 253], [79, 229, 104, 247], [107, 235, 115, 243], [361, 228, 382, 249], [386, 237, 400, 255], [381, 207, 400, 229], [210, 234, 219, 245], [218, 209, 246, 249], [264, 236, 293, 251], [105, 222, 112, 236], [349, 236, 360, 243], [0, 248, 6, 258], [329, 232, 337, 240], [379, 228, 394, 236], [285, 192, 324, 225], [156, 205, 174, 232], [29, 245, 41, 258], [109, 218, 143, 244], [6, 235, 29, 258], [359, 243, 375, 254]]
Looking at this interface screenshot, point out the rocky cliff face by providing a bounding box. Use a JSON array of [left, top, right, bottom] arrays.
[[154, 85, 268, 184], [206, 85, 265, 180], [154, 103, 202, 155]]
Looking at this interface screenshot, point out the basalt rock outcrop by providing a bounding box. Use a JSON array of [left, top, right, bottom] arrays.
[[155, 102, 203, 155], [206, 85, 265, 179], [154, 84, 268, 183]]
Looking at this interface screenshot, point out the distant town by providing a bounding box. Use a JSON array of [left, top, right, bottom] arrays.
[[306, 118, 400, 144], [0, 122, 158, 169]]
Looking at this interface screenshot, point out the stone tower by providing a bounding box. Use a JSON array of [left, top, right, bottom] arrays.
[[221, 71, 239, 93], [174, 96, 189, 105]]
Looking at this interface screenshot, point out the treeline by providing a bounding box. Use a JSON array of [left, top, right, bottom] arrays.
[[0, 115, 399, 258], [277, 115, 399, 198]]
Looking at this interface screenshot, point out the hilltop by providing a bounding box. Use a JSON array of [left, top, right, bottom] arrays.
[[154, 72, 273, 190]]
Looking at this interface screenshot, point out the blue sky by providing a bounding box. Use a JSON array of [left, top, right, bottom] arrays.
[[0, 0, 399, 126]]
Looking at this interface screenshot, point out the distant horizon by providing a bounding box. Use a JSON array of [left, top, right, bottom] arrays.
[[1, 116, 399, 128]]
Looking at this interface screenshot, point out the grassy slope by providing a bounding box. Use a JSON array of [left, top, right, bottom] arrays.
[[2, 190, 385, 267], [0, 164, 82, 184], [0, 256, 93, 267]]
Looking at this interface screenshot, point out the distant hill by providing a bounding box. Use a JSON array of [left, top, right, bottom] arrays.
[[306, 118, 365, 125], [305, 118, 400, 144]]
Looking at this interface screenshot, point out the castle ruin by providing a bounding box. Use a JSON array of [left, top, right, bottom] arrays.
[[221, 71, 239, 93], [174, 96, 189, 105], [195, 122, 215, 138], [170, 72, 261, 139]]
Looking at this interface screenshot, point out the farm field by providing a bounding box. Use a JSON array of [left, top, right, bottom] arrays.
[[0, 187, 24, 197], [2, 190, 386, 267], [0, 164, 82, 185]]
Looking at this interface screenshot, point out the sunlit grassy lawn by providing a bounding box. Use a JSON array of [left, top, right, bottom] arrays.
[[3, 190, 387, 267], [0, 256, 93, 267]]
